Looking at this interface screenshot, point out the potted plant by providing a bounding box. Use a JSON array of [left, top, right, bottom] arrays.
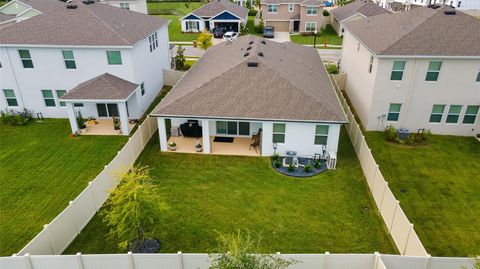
[[194, 140, 203, 152], [113, 117, 120, 131], [168, 141, 176, 151], [77, 111, 86, 130]]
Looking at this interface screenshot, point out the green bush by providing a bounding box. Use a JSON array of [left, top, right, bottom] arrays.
[[0, 109, 32, 126], [314, 160, 321, 169], [384, 125, 398, 142], [77, 111, 86, 129], [323, 10, 330, 16], [271, 153, 280, 162], [254, 21, 264, 34], [304, 162, 313, 173], [404, 134, 414, 145], [248, 9, 257, 16], [326, 64, 339, 74], [287, 163, 296, 172], [274, 159, 282, 168]]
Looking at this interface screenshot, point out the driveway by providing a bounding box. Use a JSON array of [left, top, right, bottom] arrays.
[[271, 31, 291, 43]]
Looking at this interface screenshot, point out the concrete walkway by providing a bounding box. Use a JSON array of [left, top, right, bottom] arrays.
[[172, 45, 204, 58], [317, 49, 341, 63], [271, 31, 291, 43]]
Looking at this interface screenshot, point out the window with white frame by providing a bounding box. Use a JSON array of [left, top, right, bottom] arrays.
[[429, 104, 445, 123], [425, 60, 442, 81], [56, 90, 67, 107], [387, 103, 401, 121], [272, 123, 285, 143], [187, 21, 198, 31], [314, 125, 329, 145], [267, 4, 278, 12], [368, 55, 374, 73], [306, 6, 317, 15], [390, 60, 406, 80], [119, 3, 130, 10], [305, 22, 316, 32], [149, 32, 158, 52], [18, 49, 33, 68], [140, 82, 145, 96], [462, 105, 479, 124], [446, 105, 462, 123], [3, 89, 18, 107], [288, 4, 294, 12], [42, 90, 56, 107], [216, 121, 250, 135], [476, 69, 480, 82], [62, 50, 76, 69]]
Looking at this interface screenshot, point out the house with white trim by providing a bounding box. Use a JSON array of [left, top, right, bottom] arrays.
[[374, 0, 480, 12], [330, 0, 390, 36], [339, 6, 480, 136], [0, 0, 170, 136], [99, 0, 148, 13], [180, 0, 248, 33], [152, 35, 347, 161]]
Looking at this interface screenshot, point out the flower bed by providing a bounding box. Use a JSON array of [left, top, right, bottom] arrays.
[[272, 157, 327, 177]]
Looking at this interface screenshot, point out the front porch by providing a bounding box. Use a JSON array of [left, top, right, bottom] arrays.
[[167, 136, 260, 156]]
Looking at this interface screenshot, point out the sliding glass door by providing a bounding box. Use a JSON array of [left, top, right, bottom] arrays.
[[216, 121, 250, 136]]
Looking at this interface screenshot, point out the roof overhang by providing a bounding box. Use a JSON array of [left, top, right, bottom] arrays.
[[150, 114, 347, 124]]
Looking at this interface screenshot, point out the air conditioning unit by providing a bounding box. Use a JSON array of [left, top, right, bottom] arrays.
[[326, 151, 337, 170]]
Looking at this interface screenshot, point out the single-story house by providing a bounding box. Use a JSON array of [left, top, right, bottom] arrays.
[[330, 0, 389, 36], [151, 35, 347, 165], [180, 0, 248, 33]]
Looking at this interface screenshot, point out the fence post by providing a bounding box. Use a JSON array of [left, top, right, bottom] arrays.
[[423, 254, 432, 269], [69, 201, 80, 235], [379, 182, 388, 212], [373, 252, 380, 269], [88, 181, 99, 212], [371, 167, 378, 194], [402, 224, 414, 255], [147, 116, 153, 137], [389, 200, 400, 232], [24, 253, 33, 269], [139, 124, 145, 148], [177, 251, 183, 269], [44, 224, 55, 255], [76, 253, 85, 269], [324, 252, 330, 269], [128, 251, 135, 269]]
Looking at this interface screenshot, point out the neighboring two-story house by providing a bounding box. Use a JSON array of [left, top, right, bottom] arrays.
[[0, 0, 170, 135], [340, 6, 480, 136], [374, 0, 480, 12], [260, 0, 326, 33], [99, 0, 148, 14]]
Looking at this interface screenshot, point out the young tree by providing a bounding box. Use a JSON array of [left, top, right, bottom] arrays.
[[175, 45, 186, 71], [210, 230, 298, 269], [101, 165, 168, 251], [198, 32, 213, 50]]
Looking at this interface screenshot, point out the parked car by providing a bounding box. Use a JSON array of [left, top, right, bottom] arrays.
[[324, 1, 333, 6], [263, 26, 274, 38], [223, 32, 238, 41], [213, 27, 227, 38]]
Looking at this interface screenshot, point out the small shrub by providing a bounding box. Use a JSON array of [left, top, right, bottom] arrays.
[[254, 21, 264, 34], [274, 159, 282, 168], [287, 163, 296, 172], [248, 9, 257, 16], [326, 64, 339, 74], [77, 111, 86, 129], [184, 2, 189, 8], [384, 125, 398, 142], [0, 109, 32, 126], [304, 162, 313, 173], [404, 134, 414, 145], [314, 159, 321, 169], [271, 153, 280, 162], [300, 31, 314, 37], [198, 32, 213, 50], [323, 10, 330, 16]]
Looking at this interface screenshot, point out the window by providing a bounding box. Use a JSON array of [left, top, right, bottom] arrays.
[[368, 55, 374, 73], [187, 21, 199, 31], [306, 6, 317, 15], [267, 4, 277, 12], [56, 90, 67, 107], [387, 103, 401, 121], [288, 3, 294, 12], [446, 105, 462, 123], [476, 69, 480, 82], [463, 105, 479, 124], [314, 125, 329, 145], [119, 3, 130, 10], [42, 90, 56, 107], [425, 60, 442, 81], [429, 104, 445, 123], [140, 82, 145, 96], [3, 89, 18, 107], [62, 50, 76, 69], [272, 123, 285, 143], [149, 32, 158, 52], [305, 22, 316, 32], [74, 103, 84, 107], [390, 60, 406, 80], [18, 49, 33, 68], [106, 51, 122, 65], [216, 121, 250, 135]]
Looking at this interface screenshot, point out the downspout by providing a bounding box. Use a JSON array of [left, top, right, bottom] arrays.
[[400, 58, 419, 128]]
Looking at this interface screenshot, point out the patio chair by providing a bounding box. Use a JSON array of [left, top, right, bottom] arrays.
[[249, 128, 262, 152]]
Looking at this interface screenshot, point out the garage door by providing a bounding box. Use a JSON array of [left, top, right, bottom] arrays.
[[214, 22, 239, 32], [266, 21, 289, 32]]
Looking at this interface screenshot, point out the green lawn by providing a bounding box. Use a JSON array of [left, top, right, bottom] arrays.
[[365, 132, 480, 257], [148, 2, 202, 42], [290, 25, 343, 46], [0, 120, 127, 256], [65, 128, 397, 254]]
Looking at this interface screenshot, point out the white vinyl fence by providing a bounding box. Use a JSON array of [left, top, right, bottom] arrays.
[[15, 117, 159, 256], [1, 253, 474, 269], [331, 74, 428, 257]]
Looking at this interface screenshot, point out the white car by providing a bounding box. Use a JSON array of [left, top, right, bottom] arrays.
[[223, 32, 238, 41]]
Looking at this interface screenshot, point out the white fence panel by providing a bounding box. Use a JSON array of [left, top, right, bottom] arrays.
[[328, 254, 375, 269], [381, 255, 426, 269], [45, 208, 78, 254], [18, 229, 54, 255], [375, 256, 387, 269], [430, 256, 473, 269], [372, 176, 387, 208], [280, 254, 325, 269], [81, 254, 130, 269], [379, 188, 398, 232], [71, 187, 98, 229], [404, 230, 428, 257], [0, 256, 30, 269], [182, 254, 211, 269], [390, 208, 412, 254], [132, 254, 180, 269], [29, 255, 81, 269]]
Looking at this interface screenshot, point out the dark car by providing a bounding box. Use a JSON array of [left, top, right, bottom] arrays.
[[263, 26, 274, 38], [213, 27, 227, 38]]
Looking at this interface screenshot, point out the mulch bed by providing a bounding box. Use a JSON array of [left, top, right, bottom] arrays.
[[272, 157, 328, 178]]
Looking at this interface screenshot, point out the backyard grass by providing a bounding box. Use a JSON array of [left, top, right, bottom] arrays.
[[290, 25, 343, 46], [365, 132, 480, 257], [65, 129, 397, 254], [148, 2, 202, 42], [0, 120, 127, 256]]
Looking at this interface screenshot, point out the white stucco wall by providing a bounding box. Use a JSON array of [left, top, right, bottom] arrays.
[[101, 0, 148, 14], [0, 25, 170, 120]]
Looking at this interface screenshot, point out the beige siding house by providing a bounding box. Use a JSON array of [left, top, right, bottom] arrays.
[[260, 0, 327, 33], [339, 6, 480, 136]]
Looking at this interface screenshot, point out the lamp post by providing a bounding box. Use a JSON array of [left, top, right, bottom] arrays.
[[273, 143, 278, 155], [313, 29, 318, 48]]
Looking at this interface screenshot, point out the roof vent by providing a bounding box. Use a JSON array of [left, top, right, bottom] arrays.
[[66, 4, 77, 8], [244, 52, 250, 57], [246, 46, 252, 50], [261, 40, 266, 45], [257, 52, 264, 57], [249, 41, 254, 45], [444, 10, 456, 15], [247, 62, 258, 67]]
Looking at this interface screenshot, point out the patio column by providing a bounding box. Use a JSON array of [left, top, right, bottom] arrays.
[[118, 102, 129, 136], [158, 117, 168, 151], [201, 119, 211, 153], [66, 102, 79, 134]]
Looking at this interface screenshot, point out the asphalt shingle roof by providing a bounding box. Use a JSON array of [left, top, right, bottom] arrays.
[[330, 0, 390, 22], [344, 6, 480, 56], [16, 0, 66, 12], [61, 73, 138, 101], [153, 35, 346, 123], [261, 0, 324, 5], [191, 0, 248, 19], [0, 0, 168, 46]]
